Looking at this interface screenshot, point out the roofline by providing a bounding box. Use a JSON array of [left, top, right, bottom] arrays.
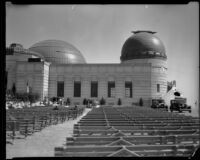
[[131, 30, 157, 34]]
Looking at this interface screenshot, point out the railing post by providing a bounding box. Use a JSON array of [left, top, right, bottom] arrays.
[[56, 111, 59, 124], [64, 111, 67, 122], [32, 116, 35, 133], [40, 117, 44, 130], [44, 115, 47, 127], [12, 120, 16, 140], [48, 113, 51, 126], [67, 110, 70, 120], [25, 120, 28, 138]]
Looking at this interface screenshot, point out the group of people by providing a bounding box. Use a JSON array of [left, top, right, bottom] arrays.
[[6, 100, 31, 110], [6, 99, 48, 110], [6, 95, 96, 111], [52, 103, 78, 111]]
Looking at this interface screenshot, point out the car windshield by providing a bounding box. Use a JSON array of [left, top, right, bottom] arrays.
[[171, 98, 186, 104], [175, 100, 186, 104], [153, 99, 164, 104]]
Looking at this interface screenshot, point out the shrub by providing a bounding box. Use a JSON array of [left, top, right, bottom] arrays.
[[15, 93, 28, 101], [100, 97, 106, 105], [28, 93, 40, 104], [132, 102, 139, 106], [89, 99, 93, 104], [15, 92, 39, 103], [11, 83, 16, 96], [139, 98, 143, 106], [6, 89, 14, 98], [66, 97, 71, 105], [50, 97, 57, 103], [117, 98, 122, 105], [83, 98, 87, 105], [92, 100, 96, 106]]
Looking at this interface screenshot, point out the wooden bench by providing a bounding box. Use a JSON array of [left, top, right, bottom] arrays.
[[6, 106, 85, 141], [65, 134, 199, 146], [73, 129, 199, 137], [54, 106, 199, 157], [55, 144, 199, 157]]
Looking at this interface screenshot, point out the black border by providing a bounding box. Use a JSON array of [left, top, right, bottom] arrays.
[[5, 0, 193, 4], [2, 0, 199, 159]]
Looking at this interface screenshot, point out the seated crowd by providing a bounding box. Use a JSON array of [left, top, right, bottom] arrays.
[[6, 100, 47, 110], [6, 93, 100, 110], [6, 96, 70, 110]]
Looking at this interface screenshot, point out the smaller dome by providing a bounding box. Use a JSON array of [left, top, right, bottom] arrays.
[[121, 31, 167, 61], [6, 43, 44, 59], [29, 40, 86, 64], [10, 43, 23, 49]]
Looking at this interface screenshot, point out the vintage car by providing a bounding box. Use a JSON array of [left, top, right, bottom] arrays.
[[151, 99, 168, 110], [170, 98, 191, 113]]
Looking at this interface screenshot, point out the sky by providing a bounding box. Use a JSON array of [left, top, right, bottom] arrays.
[[6, 3, 199, 106]]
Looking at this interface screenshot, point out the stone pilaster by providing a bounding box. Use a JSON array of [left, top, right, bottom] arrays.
[[81, 76, 90, 98], [98, 77, 107, 99], [115, 77, 124, 98], [64, 76, 73, 99]]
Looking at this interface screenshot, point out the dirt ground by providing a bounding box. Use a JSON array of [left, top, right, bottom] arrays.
[[6, 108, 91, 159]]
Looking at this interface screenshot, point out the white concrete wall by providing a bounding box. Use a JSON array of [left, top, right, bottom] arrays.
[[6, 56, 16, 90], [6, 53, 39, 91], [7, 52, 167, 106], [48, 62, 158, 105], [122, 58, 167, 104], [15, 61, 50, 100]]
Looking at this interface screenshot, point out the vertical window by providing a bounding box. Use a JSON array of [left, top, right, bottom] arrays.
[[108, 81, 115, 98], [57, 81, 64, 97], [74, 81, 81, 97], [125, 82, 132, 98], [157, 84, 160, 92], [91, 81, 98, 97]]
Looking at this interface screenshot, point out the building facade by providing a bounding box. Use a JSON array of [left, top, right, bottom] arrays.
[[6, 31, 167, 106]]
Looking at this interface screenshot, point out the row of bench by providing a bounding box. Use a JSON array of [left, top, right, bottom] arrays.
[[55, 106, 199, 157], [6, 106, 85, 143]]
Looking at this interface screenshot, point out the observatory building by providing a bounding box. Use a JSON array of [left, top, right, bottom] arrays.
[[6, 31, 167, 106]]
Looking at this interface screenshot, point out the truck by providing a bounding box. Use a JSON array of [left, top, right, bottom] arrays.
[[169, 98, 191, 113], [151, 99, 168, 111]]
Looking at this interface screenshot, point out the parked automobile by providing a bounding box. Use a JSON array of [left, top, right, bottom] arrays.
[[151, 99, 168, 111], [170, 98, 191, 113]]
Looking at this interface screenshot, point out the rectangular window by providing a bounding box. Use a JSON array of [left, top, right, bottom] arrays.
[[108, 81, 115, 98], [125, 82, 132, 98], [157, 84, 160, 92], [74, 81, 81, 97], [57, 81, 64, 97], [91, 81, 98, 97]]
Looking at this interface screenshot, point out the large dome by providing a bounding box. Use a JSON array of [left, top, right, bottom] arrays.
[[29, 40, 86, 64], [121, 31, 167, 61]]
